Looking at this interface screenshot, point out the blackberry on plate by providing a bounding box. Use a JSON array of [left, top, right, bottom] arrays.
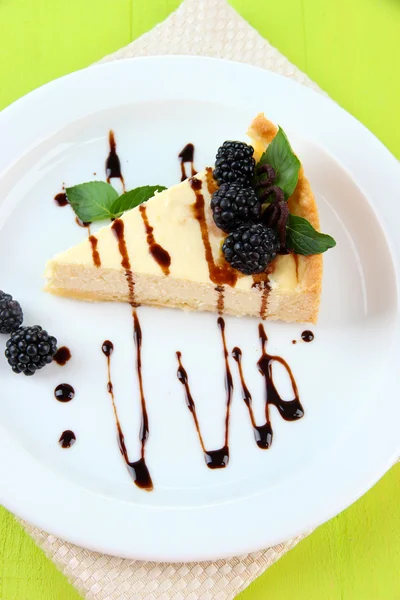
[[222, 223, 279, 275], [0, 291, 23, 334], [211, 183, 261, 233], [5, 325, 58, 376], [213, 141, 255, 186]]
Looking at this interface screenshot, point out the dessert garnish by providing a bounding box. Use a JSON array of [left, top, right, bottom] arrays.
[[0, 290, 23, 334], [5, 325, 58, 376], [209, 129, 336, 275], [210, 183, 261, 232], [222, 223, 279, 275], [214, 141, 256, 185], [65, 182, 166, 224]]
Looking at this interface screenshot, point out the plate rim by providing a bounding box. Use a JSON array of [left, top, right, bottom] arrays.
[[0, 55, 399, 561]]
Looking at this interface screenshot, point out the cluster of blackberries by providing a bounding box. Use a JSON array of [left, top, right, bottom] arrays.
[[0, 290, 58, 375], [212, 142, 278, 275]]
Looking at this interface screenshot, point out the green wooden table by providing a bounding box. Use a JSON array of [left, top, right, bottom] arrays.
[[0, 1, 399, 598]]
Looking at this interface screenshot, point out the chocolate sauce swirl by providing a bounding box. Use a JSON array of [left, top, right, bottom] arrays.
[[190, 177, 238, 287], [102, 340, 153, 491], [232, 325, 304, 449], [110, 219, 153, 491], [176, 317, 233, 469]]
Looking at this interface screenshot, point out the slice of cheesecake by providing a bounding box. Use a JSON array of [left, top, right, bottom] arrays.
[[45, 115, 322, 323]]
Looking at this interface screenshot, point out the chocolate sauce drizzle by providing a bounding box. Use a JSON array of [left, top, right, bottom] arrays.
[[232, 325, 304, 449], [178, 143, 197, 182], [139, 205, 171, 275], [76, 216, 91, 235], [176, 317, 233, 469], [190, 177, 237, 287], [59, 430, 76, 448], [106, 130, 125, 192], [110, 218, 153, 491], [53, 346, 71, 366], [54, 383, 75, 403], [215, 285, 225, 314], [252, 273, 272, 320], [89, 235, 101, 268], [102, 340, 153, 491]]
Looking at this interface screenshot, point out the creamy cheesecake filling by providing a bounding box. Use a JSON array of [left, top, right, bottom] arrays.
[[46, 170, 302, 294]]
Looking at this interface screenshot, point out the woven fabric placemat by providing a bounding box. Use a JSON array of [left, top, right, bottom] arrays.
[[18, 0, 336, 598]]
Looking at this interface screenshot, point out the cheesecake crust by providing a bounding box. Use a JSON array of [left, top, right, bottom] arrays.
[[247, 114, 323, 323]]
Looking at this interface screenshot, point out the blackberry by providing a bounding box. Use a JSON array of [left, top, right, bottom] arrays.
[[0, 291, 23, 334], [5, 325, 58, 376], [211, 183, 261, 232], [213, 141, 255, 185], [222, 223, 279, 275]]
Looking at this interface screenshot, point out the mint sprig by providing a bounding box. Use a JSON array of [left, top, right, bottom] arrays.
[[110, 186, 167, 219], [256, 127, 300, 200], [66, 182, 166, 223], [286, 214, 336, 255]]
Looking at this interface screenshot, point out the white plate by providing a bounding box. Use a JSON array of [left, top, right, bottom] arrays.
[[0, 56, 399, 562]]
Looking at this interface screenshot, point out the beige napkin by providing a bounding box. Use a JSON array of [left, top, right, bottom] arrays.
[[20, 0, 329, 597]]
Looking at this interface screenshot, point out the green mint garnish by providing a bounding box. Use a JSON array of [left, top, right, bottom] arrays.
[[286, 214, 336, 255], [255, 126, 336, 256], [110, 186, 167, 219], [66, 182, 166, 223], [256, 127, 301, 200]]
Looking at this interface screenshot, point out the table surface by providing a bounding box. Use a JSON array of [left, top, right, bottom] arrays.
[[0, 1, 399, 599]]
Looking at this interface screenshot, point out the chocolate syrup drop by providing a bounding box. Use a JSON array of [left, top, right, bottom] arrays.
[[102, 339, 153, 491], [178, 143, 197, 181], [53, 346, 71, 366], [54, 383, 75, 403], [54, 192, 68, 207], [190, 177, 238, 287], [139, 205, 171, 275], [176, 317, 233, 469], [59, 430, 76, 448], [301, 330, 314, 343], [106, 130, 125, 192]]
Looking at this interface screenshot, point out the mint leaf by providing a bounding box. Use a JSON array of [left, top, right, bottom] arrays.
[[66, 182, 167, 222], [110, 186, 167, 219], [66, 181, 118, 222], [286, 214, 336, 255], [257, 127, 300, 200]]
